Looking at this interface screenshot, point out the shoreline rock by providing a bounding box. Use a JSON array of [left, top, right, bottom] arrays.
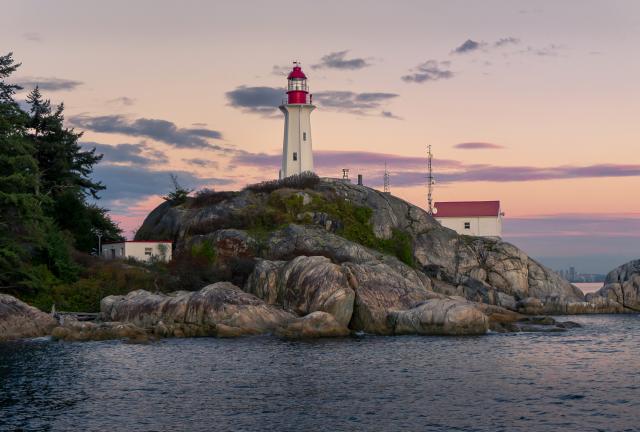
[[0, 294, 57, 342]]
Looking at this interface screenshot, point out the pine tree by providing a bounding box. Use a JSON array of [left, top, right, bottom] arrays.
[[24, 87, 122, 252], [0, 53, 53, 292], [26, 87, 105, 199]]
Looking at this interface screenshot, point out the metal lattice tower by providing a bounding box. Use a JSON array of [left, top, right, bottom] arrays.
[[383, 162, 390, 194], [342, 168, 350, 181], [427, 144, 435, 215]]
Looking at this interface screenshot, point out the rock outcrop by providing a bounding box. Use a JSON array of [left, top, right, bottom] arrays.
[[135, 178, 587, 317], [388, 298, 489, 336], [0, 294, 57, 342], [275, 311, 350, 339], [101, 282, 295, 336], [246, 256, 355, 326], [586, 259, 640, 312], [51, 318, 150, 343]]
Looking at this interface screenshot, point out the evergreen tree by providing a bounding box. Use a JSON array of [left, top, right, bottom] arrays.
[[0, 53, 56, 293], [24, 87, 122, 252]]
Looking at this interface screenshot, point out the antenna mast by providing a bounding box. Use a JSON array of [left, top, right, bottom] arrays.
[[383, 162, 390, 194], [427, 144, 434, 214]]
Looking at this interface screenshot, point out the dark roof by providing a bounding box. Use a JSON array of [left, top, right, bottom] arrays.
[[434, 201, 501, 217]]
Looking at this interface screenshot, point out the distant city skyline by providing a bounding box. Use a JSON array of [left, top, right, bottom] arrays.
[[3, 0, 639, 273]]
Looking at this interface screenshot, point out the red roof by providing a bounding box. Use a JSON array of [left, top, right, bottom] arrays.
[[287, 65, 307, 79], [434, 201, 501, 217]]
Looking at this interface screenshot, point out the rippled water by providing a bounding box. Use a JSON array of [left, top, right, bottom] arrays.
[[1, 315, 639, 432]]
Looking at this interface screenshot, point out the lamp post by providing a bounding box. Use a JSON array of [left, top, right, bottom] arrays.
[[92, 229, 103, 257]]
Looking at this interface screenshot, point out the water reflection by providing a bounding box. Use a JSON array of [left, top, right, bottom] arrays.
[[1, 315, 639, 431]]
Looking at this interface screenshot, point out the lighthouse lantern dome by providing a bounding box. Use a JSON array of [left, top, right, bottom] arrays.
[[286, 62, 309, 104]]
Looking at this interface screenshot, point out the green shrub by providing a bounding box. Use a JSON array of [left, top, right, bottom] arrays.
[[188, 189, 239, 209], [244, 172, 320, 193], [190, 240, 217, 263]]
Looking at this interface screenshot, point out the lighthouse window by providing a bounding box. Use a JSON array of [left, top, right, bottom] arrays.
[[303, 132, 307, 141], [464, 222, 471, 229], [293, 152, 298, 161]]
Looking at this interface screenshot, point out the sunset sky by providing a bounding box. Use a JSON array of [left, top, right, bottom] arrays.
[[3, 0, 639, 273]]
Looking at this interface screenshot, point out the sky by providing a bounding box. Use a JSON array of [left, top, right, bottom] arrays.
[[3, 0, 639, 273]]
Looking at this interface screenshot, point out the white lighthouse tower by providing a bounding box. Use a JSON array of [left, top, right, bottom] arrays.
[[279, 62, 315, 179]]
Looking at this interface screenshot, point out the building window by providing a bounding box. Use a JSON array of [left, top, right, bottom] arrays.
[[293, 152, 298, 161], [464, 222, 471, 229], [303, 132, 307, 141], [144, 247, 152, 256], [121, 247, 124, 256]]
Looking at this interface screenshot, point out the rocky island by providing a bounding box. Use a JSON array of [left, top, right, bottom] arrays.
[[4, 176, 637, 342]]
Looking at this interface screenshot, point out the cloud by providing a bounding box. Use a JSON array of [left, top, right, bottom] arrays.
[[183, 158, 218, 169], [232, 150, 462, 171], [23, 32, 42, 42], [272, 65, 292, 76], [452, 39, 483, 54], [448, 37, 521, 58], [503, 214, 640, 273], [226, 86, 398, 116], [83, 141, 168, 166], [234, 149, 640, 187], [401, 60, 453, 83], [520, 44, 563, 57], [389, 163, 640, 186], [92, 165, 233, 208], [313, 91, 398, 115], [381, 111, 402, 120], [69, 115, 226, 150], [16, 76, 83, 91], [312, 51, 371, 70], [504, 214, 640, 239], [107, 96, 135, 106], [454, 142, 504, 150], [225, 86, 283, 115], [495, 37, 520, 47]]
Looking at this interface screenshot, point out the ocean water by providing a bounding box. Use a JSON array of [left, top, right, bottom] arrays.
[[1, 315, 638, 432], [574, 282, 604, 294]]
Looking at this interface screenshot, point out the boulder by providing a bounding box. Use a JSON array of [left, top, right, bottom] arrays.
[[101, 282, 295, 336], [275, 311, 350, 339], [588, 259, 640, 312], [344, 261, 438, 334], [51, 319, 150, 343], [494, 316, 582, 333], [245, 256, 355, 326], [0, 294, 57, 342], [388, 298, 489, 336], [516, 297, 545, 315]]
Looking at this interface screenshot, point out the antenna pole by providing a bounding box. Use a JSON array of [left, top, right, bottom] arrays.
[[427, 144, 434, 215], [383, 162, 390, 194]]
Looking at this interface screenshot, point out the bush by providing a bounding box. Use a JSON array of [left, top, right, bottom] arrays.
[[23, 258, 157, 312], [244, 172, 320, 194], [188, 189, 239, 209]]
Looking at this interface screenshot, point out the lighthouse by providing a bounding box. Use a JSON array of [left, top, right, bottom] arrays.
[[279, 62, 315, 179]]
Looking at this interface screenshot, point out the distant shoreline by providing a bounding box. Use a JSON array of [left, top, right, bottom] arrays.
[[574, 282, 603, 294]]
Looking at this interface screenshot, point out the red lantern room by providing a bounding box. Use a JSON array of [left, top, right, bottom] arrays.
[[286, 62, 310, 104]]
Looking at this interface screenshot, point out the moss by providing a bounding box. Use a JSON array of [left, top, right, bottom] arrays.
[[379, 229, 415, 267], [185, 189, 417, 268], [190, 240, 217, 264], [306, 195, 415, 267]]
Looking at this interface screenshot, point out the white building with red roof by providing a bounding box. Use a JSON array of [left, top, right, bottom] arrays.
[[434, 201, 503, 238]]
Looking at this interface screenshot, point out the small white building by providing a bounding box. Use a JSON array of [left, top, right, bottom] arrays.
[[102, 241, 172, 262], [434, 201, 503, 238]]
